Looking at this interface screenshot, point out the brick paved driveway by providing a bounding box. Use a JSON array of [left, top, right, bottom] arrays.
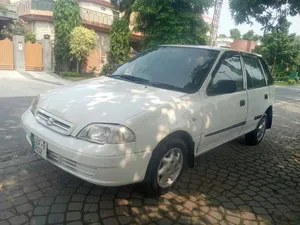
[[0, 99, 299, 225]]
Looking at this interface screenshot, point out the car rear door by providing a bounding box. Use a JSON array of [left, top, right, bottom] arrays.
[[240, 54, 272, 134], [198, 51, 248, 153]]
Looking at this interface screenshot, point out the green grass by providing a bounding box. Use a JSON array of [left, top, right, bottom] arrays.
[[275, 82, 300, 86], [62, 76, 98, 81]]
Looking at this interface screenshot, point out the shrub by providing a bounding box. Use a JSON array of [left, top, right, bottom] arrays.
[[69, 26, 96, 73], [287, 79, 296, 85], [100, 64, 112, 75], [109, 17, 131, 64], [275, 76, 289, 82], [60, 71, 79, 77], [25, 32, 36, 43]]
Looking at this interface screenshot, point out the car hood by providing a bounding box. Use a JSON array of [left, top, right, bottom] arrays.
[[38, 76, 186, 126]]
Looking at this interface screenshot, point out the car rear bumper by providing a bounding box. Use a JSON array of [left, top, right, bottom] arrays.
[[21, 109, 150, 186]]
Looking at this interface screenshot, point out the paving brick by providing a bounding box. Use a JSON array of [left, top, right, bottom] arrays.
[[37, 181, 51, 189], [66, 211, 81, 221], [68, 202, 83, 211], [100, 209, 114, 218], [16, 203, 33, 213], [50, 204, 67, 213], [33, 206, 50, 215], [103, 217, 118, 225], [0, 201, 12, 211], [38, 197, 54, 206], [48, 213, 65, 224], [84, 203, 98, 212], [9, 215, 28, 225], [86, 195, 100, 203], [55, 195, 71, 203], [84, 213, 99, 223], [30, 216, 46, 225], [27, 191, 43, 200], [100, 200, 114, 209], [9, 189, 24, 198], [71, 194, 86, 202], [23, 185, 38, 193], [0, 221, 9, 225], [66, 221, 83, 225], [12, 196, 28, 206]]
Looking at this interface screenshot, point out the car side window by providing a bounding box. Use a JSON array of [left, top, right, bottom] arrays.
[[259, 58, 274, 85], [243, 56, 267, 89], [207, 53, 244, 96]]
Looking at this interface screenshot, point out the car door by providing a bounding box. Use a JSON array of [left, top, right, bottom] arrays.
[[240, 54, 271, 134], [198, 51, 248, 153]]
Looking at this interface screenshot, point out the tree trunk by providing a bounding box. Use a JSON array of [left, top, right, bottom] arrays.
[[124, 9, 132, 23], [76, 60, 79, 74], [272, 56, 277, 77]]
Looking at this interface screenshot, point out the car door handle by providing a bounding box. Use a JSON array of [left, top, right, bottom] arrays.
[[240, 100, 245, 107], [265, 94, 268, 99]]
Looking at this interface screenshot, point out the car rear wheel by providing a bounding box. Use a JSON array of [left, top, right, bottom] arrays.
[[140, 138, 186, 196], [245, 113, 268, 145]]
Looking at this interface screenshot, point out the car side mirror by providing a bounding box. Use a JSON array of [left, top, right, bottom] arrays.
[[213, 80, 237, 95]]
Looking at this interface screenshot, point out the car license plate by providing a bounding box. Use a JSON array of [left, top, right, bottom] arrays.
[[30, 134, 47, 158]]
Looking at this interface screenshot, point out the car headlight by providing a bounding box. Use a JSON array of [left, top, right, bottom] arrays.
[[30, 95, 40, 115], [77, 124, 136, 144]]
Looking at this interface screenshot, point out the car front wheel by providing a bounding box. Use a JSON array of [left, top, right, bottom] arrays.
[[140, 138, 186, 196]]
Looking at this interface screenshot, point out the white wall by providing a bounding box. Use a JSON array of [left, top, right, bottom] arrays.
[[78, 1, 113, 16], [30, 21, 54, 41]]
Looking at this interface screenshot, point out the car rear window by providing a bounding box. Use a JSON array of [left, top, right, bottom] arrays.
[[259, 58, 274, 85]]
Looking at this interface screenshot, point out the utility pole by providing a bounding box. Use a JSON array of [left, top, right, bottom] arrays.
[[209, 0, 223, 47]]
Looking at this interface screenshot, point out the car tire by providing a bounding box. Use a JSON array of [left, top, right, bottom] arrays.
[[245, 113, 268, 146], [140, 138, 187, 196]]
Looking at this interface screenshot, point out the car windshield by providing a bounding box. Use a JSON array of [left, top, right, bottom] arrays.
[[109, 46, 219, 93]]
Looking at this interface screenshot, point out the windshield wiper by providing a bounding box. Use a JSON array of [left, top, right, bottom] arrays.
[[109, 75, 150, 84], [149, 82, 184, 92]]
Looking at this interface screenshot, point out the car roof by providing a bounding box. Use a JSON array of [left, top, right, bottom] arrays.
[[160, 45, 261, 58]]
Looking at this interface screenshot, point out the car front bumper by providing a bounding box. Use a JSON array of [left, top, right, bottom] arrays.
[[21, 109, 150, 186]]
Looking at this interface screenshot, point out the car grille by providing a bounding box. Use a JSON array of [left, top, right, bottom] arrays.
[[47, 150, 96, 177], [36, 109, 74, 135]]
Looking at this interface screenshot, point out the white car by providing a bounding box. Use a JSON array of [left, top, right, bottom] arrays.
[[22, 46, 274, 195]]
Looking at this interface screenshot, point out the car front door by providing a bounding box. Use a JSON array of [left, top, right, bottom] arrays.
[[197, 51, 248, 153], [240, 54, 271, 134]]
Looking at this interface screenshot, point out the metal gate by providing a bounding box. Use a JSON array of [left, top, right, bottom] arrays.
[[25, 42, 43, 71], [0, 38, 14, 70]]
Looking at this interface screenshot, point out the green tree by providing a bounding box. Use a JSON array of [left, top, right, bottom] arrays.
[[109, 17, 131, 65], [110, 0, 136, 22], [229, 0, 300, 29], [53, 0, 81, 71], [0, 19, 30, 40], [218, 34, 227, 38], [255, 21, 299, 77], [229, 28, 241, 39], [242, 30, 260, 41], [69, 26, 96, 73], [133, 0, 213, 50]]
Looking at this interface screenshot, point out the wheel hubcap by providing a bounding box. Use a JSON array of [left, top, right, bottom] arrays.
[[257, 117, 267, 141], [157, 148, 183, 188]]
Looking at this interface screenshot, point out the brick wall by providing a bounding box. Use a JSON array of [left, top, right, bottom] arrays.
[[96, 32, 110, 66], [231, 39, 257, 53]]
